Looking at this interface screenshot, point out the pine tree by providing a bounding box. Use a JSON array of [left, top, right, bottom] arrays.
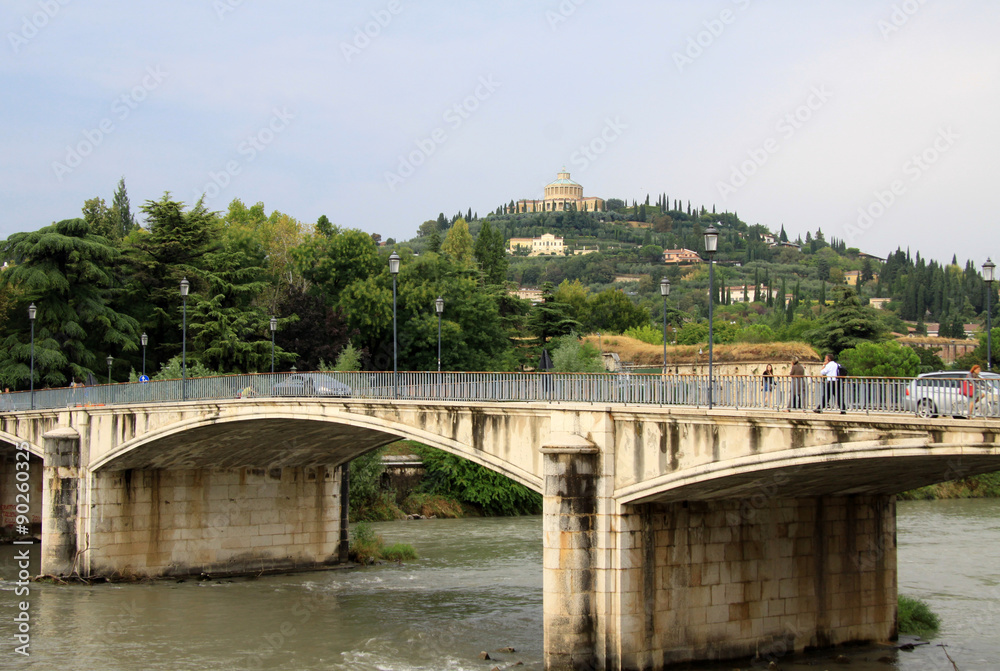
[[0, 218, 140, 386], [110, 178, 136, 240], [473, 221, 508, 285], [316, 215, 335, 238]]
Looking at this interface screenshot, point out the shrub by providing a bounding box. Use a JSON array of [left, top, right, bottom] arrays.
[[551, 333, 604, 373], [349, 447, 388, 521], [839, 340, 920, 377], [898, 595, 940, 638], [348, 522, 383, 564], [735, 324, 775, 344], [352, 490, 405, 522], [381, 543, 418, 562], [401, 492, 464, 518], [624, 323, 663, 345]]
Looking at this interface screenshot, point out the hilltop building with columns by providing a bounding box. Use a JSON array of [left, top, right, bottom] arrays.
[[515, 169, 605, 213]]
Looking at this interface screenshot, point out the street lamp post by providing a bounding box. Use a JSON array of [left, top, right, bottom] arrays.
[[435, 296, 444, 373], [180, 277, 189, 400], [389, 252, 400, 397], [270, 316, 277, 374], [106, 355, 113, 385], [984, 258, 996, 371], [704, 224, 719, 409], [141, 332, 148, 379], [28, 303, 36, 410], [660, 277, 671, 376]]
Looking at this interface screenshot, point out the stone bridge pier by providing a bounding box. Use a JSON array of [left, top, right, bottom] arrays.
[[541, 410, 901, 670], [38, 424, 350, 579]]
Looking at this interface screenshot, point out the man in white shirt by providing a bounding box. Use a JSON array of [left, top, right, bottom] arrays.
[[814, 354, 845, 414]]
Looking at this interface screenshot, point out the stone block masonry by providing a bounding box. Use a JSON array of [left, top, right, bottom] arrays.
[[615, 495, 896, 667], [82, 466, 344, 578]]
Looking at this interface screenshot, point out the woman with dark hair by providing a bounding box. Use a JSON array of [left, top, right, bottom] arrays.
[[762, 363, 775, 408]]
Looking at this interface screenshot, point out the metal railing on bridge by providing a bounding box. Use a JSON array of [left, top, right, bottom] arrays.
[[0, 372, 997, 419]]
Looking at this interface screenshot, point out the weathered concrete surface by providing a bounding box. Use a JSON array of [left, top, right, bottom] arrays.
[[3, 400, 999, 669], [83, 465, 344, 578], [0, 442, 43, 538], [610, 495, 895, 668], [41, 427, 82, 575]]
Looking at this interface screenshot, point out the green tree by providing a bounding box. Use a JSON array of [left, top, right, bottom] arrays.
[[473, 221, 507, 285], [412, 445, 541, 516], [151, 354, 218, 380], [292, 227, 381, 303], [187, 227, 290, 373], [315, 214, 335, 238], [81, 197, 113, 240], [838, 341, 920, 377], [441, 218, 474, 266], [908, 345, 945, 373], [553, 279, 590, 326], [393, 252, 513, 371], [585, 290, 651, 334], [110, 177, 137, 240], [333, 342, 362, 371], [808, 289, 887, 356], [551, 333, 604, 372], [527, 284, 580, 345], [0, 218, 140, 387], [275, 287, 356, 371], [962, 327, 1000, 370], [120, 195, 220, 374]]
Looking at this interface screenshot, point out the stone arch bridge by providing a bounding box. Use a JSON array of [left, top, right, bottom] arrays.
[[2, 393, 999, 670]]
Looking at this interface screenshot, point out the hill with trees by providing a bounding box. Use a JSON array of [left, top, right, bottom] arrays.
[[1, 180, 997, 392]]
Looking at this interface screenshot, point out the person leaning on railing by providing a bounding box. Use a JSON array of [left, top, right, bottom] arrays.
[[761, 364, 775, 408], [965, 365, 983, 417], [787, 359, 805, 411]]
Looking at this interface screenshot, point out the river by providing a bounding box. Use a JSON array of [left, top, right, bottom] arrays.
[[1, 500, 998, 670]]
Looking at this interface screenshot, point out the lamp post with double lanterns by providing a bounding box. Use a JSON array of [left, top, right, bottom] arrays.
[[660, 277, 670, 376], [28, 303, 36, 410], [984, 258, 996, 371], [704, 224, 719, 409], [389, 252, 400, 397], [270, 316, 278, 374], [435, 296, 444, 373], [180, 277, 189, 400]]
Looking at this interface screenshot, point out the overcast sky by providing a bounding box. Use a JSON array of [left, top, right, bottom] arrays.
[[2, 1, 997, 266]]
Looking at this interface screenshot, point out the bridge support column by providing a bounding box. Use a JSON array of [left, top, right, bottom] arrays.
[[613, 494, 897, 667], [81, 465, 345, 578], [41, 427, 82, 576], [541, 411, 617, 671]]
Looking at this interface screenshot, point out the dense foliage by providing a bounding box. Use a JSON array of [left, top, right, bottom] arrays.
[[411, 445, 542, 516]]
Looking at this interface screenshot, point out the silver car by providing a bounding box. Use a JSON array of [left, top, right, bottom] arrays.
[[272, 373, 352, 398], [904, 370, 1000, 418]]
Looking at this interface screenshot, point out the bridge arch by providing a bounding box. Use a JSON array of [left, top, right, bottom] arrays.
[[617, 436, 1000, 504], [0, 430, 42, 458], [91, 408, 543, 493]]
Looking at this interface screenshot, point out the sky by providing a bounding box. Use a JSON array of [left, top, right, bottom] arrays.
[[2, 0, 999, 266]]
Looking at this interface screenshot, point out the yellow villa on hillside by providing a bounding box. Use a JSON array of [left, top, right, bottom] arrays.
[[508, 233, 565, 256]]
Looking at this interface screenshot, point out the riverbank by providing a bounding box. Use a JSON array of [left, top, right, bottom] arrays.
[[900, 472, 1000, 500]]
